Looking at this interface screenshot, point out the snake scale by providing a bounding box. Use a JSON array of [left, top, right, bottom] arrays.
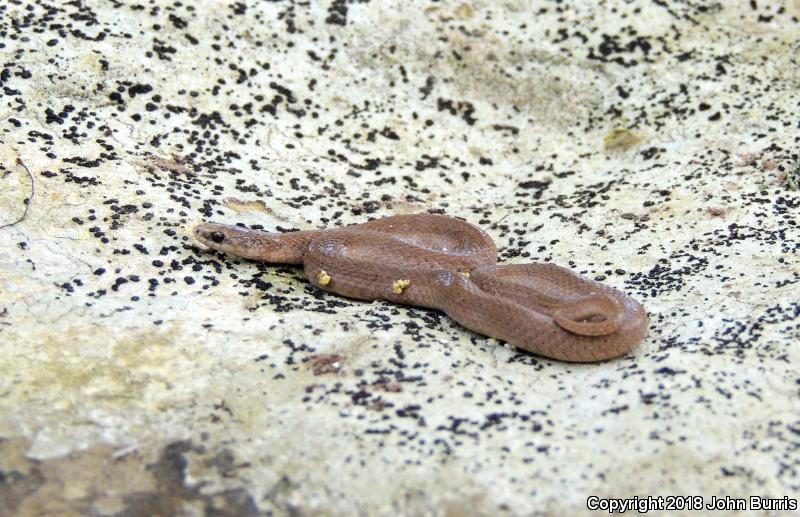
[[194, 213, 648, 362]]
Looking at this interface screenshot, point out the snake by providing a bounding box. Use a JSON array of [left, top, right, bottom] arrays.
[[193, 213, 648, 362]]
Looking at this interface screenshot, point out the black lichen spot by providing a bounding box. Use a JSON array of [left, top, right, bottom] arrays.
[[325, 0, 348, 26], [437, 98, 477, 126], [128, 84, 153, 98], [517, 180, 551, 200]]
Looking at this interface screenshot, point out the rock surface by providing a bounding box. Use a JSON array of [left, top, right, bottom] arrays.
[[1, 1, 798, 515]]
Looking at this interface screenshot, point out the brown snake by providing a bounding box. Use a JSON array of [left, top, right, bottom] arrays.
[[194, 213, 648, 362]]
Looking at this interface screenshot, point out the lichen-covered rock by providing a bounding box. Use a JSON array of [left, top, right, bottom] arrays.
[[1, 1, 797, 515]]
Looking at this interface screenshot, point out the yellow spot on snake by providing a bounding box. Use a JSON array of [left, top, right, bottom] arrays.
[[318, 271, 331, 286], [392, 279, 411, 294], [461, 271, 470, 278]]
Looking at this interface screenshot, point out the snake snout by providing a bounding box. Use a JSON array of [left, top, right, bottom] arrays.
[[197, 229, 225, 243], [194, 224, 225, 243], [193, 223, 247, 252], [552, 296, 622, 336]]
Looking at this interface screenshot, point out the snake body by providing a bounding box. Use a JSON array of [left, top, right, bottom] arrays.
[[194, 214, 648, 362]]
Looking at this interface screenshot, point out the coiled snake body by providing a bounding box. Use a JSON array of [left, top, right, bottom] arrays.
[[194, 214, 648, 362]]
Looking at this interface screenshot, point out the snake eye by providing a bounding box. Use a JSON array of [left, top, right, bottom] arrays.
[[211, 231, 226, 243]]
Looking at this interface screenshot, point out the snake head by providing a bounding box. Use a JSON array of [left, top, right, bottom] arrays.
[[552, 294, 623, 336], [194, 223, 282, 260], [193, 222, 307, 263], [194, 223, 249, 255]]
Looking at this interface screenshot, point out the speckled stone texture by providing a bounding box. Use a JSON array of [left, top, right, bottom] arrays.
[[1, 1, 798, 516]]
